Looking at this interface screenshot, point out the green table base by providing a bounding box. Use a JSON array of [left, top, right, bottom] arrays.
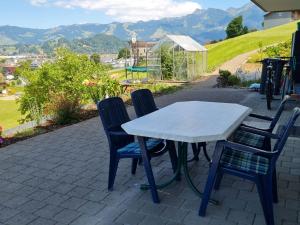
[[140, 142, 218, 205]]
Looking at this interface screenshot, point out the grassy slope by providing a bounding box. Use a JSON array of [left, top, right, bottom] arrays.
[[206, 20, 299, 72], [0, 100, 22, 131]]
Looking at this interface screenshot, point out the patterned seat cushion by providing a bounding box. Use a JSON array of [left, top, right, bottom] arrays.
[[220, 148, 269, 175], [231, 129, 265, 149], [117, 139, 163, 155]]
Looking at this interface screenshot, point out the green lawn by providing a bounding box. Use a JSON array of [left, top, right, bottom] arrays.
[[206, 20, 299, 72], [0, 100, 22, 131]]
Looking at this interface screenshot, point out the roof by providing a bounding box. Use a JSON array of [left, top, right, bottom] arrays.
[[166, 35, 207, 52], [129, 41, 156, 48], [251, 0, 300, 12]]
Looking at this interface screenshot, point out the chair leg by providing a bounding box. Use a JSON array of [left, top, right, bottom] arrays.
[[214, 171, 223, 190], [256, 176, 274, 225], [138, 157, 143, 165], [167, 140, 178, 173], [137, 136, 160, 203], [199, 167, 219, 216], [199, 141, 224, 217], [272, 169, 278, 203], [108, 156, 119, 191], [131, 158, 139, 175], [191, 143, 200, 161]]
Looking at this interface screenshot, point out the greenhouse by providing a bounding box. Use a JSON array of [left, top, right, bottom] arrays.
[[147, 35, 207, 80]]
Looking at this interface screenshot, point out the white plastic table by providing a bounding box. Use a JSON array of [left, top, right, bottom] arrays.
[[122, 101, 252, 203]]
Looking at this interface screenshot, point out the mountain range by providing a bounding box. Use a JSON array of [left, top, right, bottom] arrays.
[[0, 2, 264, 55]]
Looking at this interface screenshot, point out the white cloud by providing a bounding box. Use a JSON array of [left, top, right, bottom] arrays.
[[29, 0, 201, 22], [30, 0, 48, 6]]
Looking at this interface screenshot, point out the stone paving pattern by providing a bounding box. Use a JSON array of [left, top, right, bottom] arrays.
[[0, 81, 299, 225]]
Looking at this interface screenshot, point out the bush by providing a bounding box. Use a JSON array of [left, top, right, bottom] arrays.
[[247, 39, 292, 63], [219, 70, 231, 80], [264, 39, 291, 58], [46, 93, 81, 125], [217, 70, 240, 87], [83, 76, 123, 104], [18, 48, 110, 124], [228, 75, 241, 86]]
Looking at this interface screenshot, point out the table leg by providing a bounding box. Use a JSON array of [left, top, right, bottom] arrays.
[[140, 149, 182, 190], [201, 143, 212, 164], [180, 142, 218, 205], [139, 140, 218, 205]]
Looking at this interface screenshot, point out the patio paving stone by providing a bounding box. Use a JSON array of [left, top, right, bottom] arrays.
[[0, 80, 299, 224]]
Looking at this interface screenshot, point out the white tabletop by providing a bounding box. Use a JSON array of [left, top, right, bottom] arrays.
[[122, 101, 252, 143]]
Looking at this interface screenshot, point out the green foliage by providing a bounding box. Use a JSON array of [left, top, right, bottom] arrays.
[[263, 39, 291, 58], [219, 70, 231, 80], [0, 73, 4, 83], [248, 39, 292, 63], [217, 70, 241, 87], [228, 75, 241, 86], [83, 76, 123, 104], [118, 48, 131, 59], [90, 53, 101, 64], [18, 48, 110, 124], [226, 16, 248, 39], [160, 44, 173, 79], [47, 93, 81, 125]]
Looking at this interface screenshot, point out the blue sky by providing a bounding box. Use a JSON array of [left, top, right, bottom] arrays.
[[1, 0, 251, 29]]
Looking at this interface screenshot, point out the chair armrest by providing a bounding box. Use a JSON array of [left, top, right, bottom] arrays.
[[239, 126, 279, 139], [241, 124, 271, 132], [218, 140, 275, 156], [249, 113, 273, 121]]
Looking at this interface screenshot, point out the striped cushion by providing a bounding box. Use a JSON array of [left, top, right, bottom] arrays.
[[220, 148, 269, 175], [118, 139, 163, 155], [231, 130, 265, 149]]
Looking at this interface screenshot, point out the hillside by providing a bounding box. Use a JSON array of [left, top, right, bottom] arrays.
[[0, 2, 263, 46], [41, 34, 127, 55], [206, 21, 299, 72], [0, 34, 127, 55]]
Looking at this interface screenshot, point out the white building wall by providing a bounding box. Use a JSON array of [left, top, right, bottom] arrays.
[[264, 12, 293, 29]]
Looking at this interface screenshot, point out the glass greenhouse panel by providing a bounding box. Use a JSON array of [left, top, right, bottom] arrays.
[[146, 35, 207, 81]]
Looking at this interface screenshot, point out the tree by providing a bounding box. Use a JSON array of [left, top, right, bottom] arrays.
[[90, 53, 101, 64], [226, 16, 248, 39], [118, 48, 130, 59]]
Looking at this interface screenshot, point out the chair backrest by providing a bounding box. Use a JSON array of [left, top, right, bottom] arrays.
[[269, 95, 290, 131], [97, 97, 133, 151], [131, 89, 158, 117], [273, 107, 300, 158]]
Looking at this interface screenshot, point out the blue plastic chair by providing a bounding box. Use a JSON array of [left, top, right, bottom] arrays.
[[232, 95, 290, 151], [97, 97, 178, 190], [131, 89, 210, 162], [230, 96, 290, 202], [199, 107, 300, 225]]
